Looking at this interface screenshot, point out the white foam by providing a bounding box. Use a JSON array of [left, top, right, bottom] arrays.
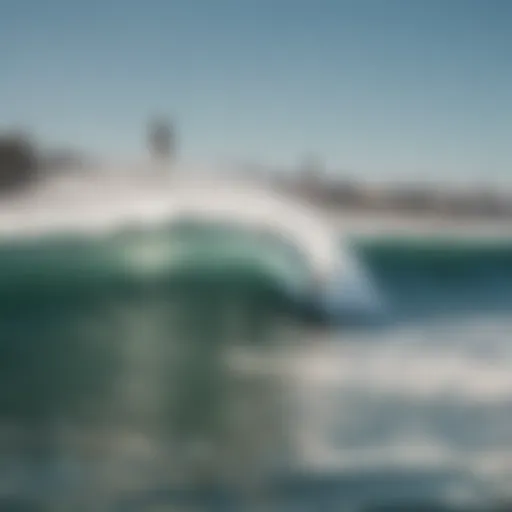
[[0, 174, 341, 281], [276, 315, 512, 495], [289, 322, 512, 401]]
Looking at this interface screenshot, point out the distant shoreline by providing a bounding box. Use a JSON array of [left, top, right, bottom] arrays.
[[274, 178, 512, 222]]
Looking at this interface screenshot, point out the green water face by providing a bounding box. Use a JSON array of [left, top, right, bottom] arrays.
[[0, 226, 302, 508]]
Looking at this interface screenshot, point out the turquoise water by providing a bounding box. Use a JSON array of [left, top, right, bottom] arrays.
[[357, 238, 512, 322], [0, 231, 511, 510]]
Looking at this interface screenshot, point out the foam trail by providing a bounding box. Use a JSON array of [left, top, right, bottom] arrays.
[[279, 315, 512, 503]]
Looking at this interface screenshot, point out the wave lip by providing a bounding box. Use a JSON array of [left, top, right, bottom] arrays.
[[312, 242, 388, 326]]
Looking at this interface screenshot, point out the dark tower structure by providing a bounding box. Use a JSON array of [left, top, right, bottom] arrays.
[[147, 117, 175, 166]]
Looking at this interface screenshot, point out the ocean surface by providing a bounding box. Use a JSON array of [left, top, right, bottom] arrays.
[[0, 230, 511, 511]]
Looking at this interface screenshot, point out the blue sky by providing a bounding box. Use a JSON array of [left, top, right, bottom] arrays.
[[1, 0, 511, 182]]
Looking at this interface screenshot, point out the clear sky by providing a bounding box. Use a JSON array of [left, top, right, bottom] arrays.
[[1, 0, 511, 183]]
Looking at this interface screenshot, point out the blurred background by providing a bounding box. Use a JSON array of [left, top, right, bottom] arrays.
[[0, 0, 512, 510]]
